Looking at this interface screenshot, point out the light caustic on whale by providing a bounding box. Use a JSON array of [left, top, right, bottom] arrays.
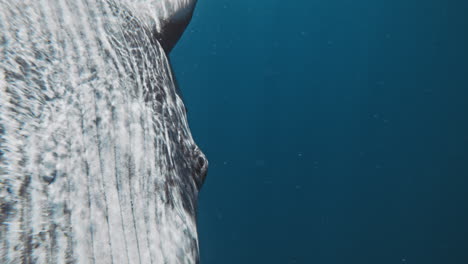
[[0, 0, 208, 263]]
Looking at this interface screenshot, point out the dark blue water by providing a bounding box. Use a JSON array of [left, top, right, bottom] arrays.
[[171, 1, 468, 263]]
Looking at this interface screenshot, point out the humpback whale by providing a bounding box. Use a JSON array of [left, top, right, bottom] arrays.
[[0, 0, 207, 263]]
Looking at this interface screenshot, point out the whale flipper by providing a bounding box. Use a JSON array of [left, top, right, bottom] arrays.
[[156, 0, 198, 53], [124, 0, 198, 53]]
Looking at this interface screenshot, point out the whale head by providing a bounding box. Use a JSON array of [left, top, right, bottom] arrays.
[[0, 0, 206, 263]]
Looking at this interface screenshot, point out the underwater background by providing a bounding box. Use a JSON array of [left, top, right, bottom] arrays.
[[171, 0, 468, 263]]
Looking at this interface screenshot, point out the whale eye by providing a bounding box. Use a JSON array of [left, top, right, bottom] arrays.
[[192, 148, 208, 189], [197, 156, 205, 167]]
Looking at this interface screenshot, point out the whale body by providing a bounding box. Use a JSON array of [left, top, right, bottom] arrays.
[[0, 0, 207, 263]]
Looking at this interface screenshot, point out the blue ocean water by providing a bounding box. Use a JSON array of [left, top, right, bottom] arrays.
[[171, 1, 468, 263]]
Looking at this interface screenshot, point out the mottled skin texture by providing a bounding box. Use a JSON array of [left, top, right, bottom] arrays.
[[0, 0, 206, 263]]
